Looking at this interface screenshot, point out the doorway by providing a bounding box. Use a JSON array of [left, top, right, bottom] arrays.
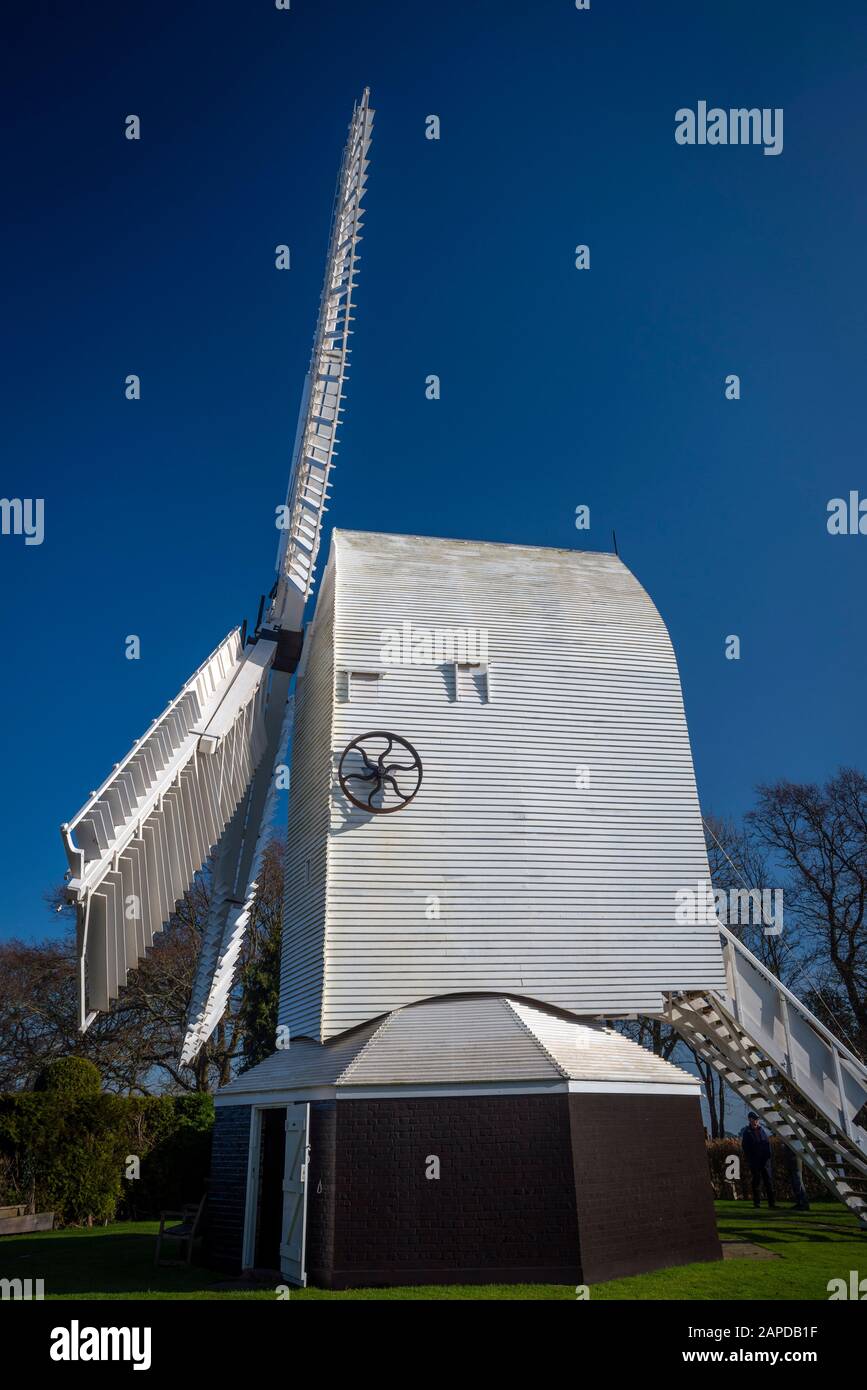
[[254, 1107, 286, 1270], [280, 1103, 311, 1286]]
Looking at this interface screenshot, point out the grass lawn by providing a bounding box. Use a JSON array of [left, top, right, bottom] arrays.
[[2, 1200, 863, 1300]]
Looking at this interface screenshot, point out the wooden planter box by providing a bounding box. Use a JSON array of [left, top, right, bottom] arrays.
[[0, 1209, 54, 1235]]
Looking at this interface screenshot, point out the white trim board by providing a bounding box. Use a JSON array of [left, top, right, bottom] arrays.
[[219, 1085, 337, 1110], [217, 1078, 700, 1108], [565, 1080, 700, 1096]]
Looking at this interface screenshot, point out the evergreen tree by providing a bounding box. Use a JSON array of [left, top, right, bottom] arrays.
[[237, 841, 285, 1071]]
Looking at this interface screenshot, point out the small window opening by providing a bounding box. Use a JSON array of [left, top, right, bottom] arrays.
[[454, 662, 489, 704], [339, 669, 384, 702]]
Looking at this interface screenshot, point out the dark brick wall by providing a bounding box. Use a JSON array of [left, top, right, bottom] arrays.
[[206, 1104, 252, 1271], [325, 1094, 581, 1288], [306, 1101, 337, 1285], [206, 1090, 721, 1288], [568, 1093, 721, 1282]]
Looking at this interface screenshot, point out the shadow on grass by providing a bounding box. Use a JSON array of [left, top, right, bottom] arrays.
[[724, 1228, 846, 1245], [716, 1202, 866, 1248], [0, 1224, 226, 1298], [3, 1202, 864, 1301]]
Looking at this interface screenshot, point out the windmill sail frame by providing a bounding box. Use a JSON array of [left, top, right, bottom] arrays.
[[271, 87, 374, 631], [63, 630, 276, 1031]]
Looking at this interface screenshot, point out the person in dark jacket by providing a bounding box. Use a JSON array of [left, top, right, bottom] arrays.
[[783, 1144, 811, 1211], [740, 1111, 776, 1208]]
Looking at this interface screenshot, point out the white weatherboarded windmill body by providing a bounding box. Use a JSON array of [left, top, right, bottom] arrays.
[[62, 91, 867, 1288]]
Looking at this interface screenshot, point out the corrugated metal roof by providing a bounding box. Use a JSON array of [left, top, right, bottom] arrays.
[[220, 994, 696, 1097], [219, 1016, 385, 1096], [509, 1000, 696, 1085], [341, 996, 563, 1084]]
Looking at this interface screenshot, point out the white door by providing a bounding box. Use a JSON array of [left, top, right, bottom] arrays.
[[280, 1103, 310, 1286]]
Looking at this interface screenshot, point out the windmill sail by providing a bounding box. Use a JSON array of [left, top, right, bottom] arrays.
[[270, 87, 374, 631], [179, 91, 374, 1061], [63, 91, 373, 1061], [181, 94, 372, 1059], [63, 630, 276, 1030], [181, 689, 294, 1065]]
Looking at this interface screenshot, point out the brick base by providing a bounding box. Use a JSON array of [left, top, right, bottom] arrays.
[[206, 1090, 720, 1286], [568, 1093, 721, 1282], [205, 1104, 252, 1271]]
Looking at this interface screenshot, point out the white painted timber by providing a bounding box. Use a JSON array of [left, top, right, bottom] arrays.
[[278, 530, 726, 1041], [280, 1104, 310, 1286], [63, 631, 275, 1029], [197, 640, 275, 751], [270, 89, 374, 631], [278, 567, 336, 1038], [718, 925, 867, 1143]]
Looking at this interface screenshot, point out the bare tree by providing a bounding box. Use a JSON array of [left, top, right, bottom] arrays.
[[617, 1015, 681, 1060], [686, 1048, 727, 1138], [747, 769, 867, 1058], [0, 840, 285, 1094], [237, 842, 285, 1072], [703, 813, 802, 981]]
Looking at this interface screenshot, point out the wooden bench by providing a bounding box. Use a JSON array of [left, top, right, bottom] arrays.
[[154, 1195, 207, 1266]]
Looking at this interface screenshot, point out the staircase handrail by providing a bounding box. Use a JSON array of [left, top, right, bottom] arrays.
[[716, 923, 867, 1084]]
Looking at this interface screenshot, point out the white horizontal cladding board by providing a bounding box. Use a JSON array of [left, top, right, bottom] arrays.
[[318, 530, 725, 1038], [278, 566, 336, 1038]]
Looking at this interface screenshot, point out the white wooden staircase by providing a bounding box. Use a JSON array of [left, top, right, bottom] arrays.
[[666, 926, 867, 1225]]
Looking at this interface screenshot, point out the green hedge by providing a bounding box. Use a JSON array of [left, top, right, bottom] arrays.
[[0, 1075, 214, 1227], [121, 1093, 214, 1219], [34, 1056, 102, 1100]]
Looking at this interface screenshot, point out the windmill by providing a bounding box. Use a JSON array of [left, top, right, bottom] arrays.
[[61, 90, 867, 1290]]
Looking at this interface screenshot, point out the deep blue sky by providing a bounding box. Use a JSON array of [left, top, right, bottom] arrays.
[[2, 0, 865, 942]]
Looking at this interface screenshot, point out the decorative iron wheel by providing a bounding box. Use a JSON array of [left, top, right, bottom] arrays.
[[337, 730, 423, 814]]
